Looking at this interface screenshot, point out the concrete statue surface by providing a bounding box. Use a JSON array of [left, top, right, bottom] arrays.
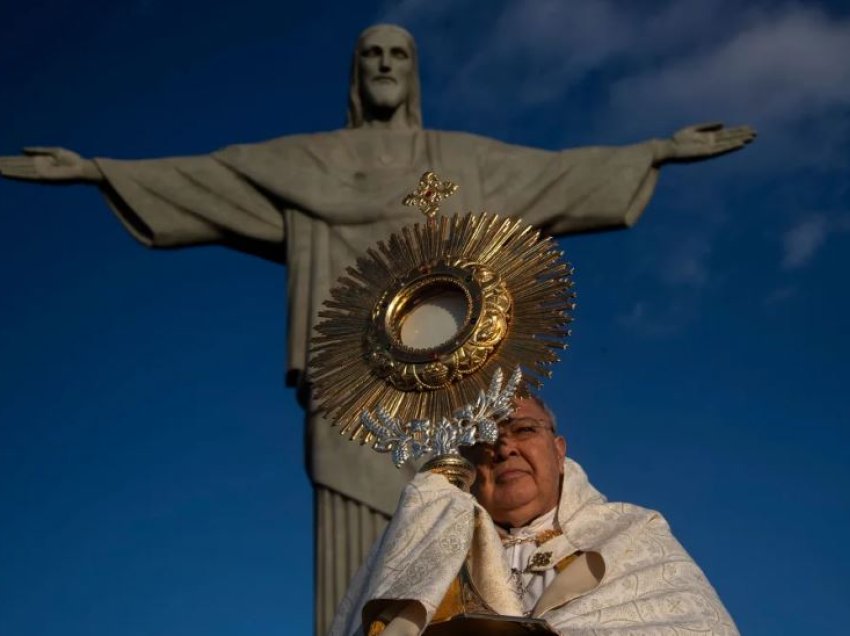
[[0, 23, 755, 635]]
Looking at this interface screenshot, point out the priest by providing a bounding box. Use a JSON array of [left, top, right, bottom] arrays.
[[330, 396, 738, 635]]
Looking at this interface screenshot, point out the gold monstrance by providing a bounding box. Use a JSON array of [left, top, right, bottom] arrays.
[[310, 172, 575, 488]]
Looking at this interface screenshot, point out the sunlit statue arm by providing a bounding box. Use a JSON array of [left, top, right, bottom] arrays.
[[0, 120, 755, 184], [0, 147, 103, 182], [653, 122, 757, 164]]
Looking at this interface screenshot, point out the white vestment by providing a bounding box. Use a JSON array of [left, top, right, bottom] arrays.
[[330, 458, 739, 636]]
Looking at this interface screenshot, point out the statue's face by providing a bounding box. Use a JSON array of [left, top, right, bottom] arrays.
[[358, 28, 413, 115]]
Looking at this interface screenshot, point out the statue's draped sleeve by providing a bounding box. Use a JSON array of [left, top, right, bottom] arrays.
[[477, 139, 660, 235], [94, 155, 286, 263]]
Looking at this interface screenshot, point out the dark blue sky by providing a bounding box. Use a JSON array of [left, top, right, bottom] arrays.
[[1, 1, 848, 634]]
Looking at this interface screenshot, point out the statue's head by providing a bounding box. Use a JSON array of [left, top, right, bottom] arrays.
[[347, 24, 422, 129]]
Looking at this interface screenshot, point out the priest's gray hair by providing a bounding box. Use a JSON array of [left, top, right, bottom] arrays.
[[527, 394, 559, 433], [347, 24, 423, 129]]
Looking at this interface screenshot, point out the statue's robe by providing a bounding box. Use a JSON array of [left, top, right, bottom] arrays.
[[93, 127, 660, 631], [330, 459, 739, 636]]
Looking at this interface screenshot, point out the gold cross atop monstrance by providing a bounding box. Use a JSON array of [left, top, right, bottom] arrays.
[[402, 171, 459, 220]]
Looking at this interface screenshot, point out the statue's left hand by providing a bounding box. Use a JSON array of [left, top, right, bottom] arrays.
[[657, 122, 757, 164]]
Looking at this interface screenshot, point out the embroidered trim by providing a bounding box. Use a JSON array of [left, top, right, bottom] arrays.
[[500, 528, 563, 548], [529, 551, 553, 569]]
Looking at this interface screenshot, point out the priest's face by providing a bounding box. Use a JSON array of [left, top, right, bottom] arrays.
[[358, 28, 413, 115], [466, 398, 566, 528]]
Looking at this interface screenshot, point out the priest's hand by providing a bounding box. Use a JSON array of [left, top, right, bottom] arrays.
[[654, 123, 757, 164], [0, 147, 103, 182]]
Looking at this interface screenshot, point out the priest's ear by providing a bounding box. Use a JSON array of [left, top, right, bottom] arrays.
[[555, 435, 567, 474]]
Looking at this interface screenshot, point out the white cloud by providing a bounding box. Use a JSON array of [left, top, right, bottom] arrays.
[[782, 215, 828, 269], [418, 0, 736, 108], [384, 1, 850, 118], [412, 0, 632, 108], [608, 7, 850, 128], [781, 214, 850, 269], [383, 0, 850, 167]]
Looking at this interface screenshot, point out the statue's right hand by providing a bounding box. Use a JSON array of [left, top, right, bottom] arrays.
[[0, 147, 101, 182]]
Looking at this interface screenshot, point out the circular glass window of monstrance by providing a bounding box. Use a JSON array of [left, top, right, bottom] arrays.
[[396, 283, 469, 350]]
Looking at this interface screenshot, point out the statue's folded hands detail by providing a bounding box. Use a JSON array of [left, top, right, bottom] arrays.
[[0, 23, 755, 635]]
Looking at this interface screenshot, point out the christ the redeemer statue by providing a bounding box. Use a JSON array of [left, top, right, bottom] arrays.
[[0, 24, 755, 635]]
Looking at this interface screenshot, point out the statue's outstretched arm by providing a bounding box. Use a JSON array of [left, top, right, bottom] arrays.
[[1, 146, 285, 261], [0, 147, 103, 183], [653, 122, 757, 165]]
